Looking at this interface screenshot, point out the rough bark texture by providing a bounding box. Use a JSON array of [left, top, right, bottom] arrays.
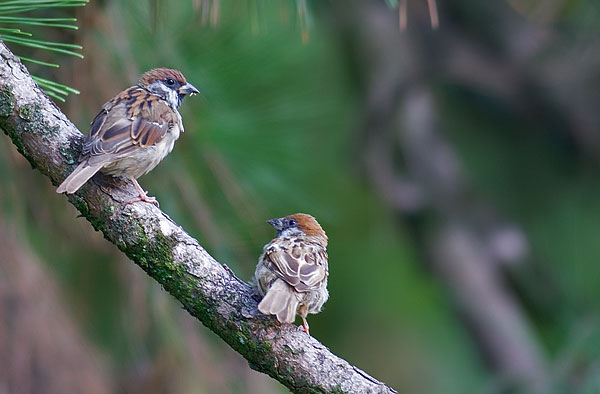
[[0, 41, 397, 394]]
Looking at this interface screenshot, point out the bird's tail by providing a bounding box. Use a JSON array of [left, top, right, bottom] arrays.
[[56, 162, 103, 194], [258, 279, 299, 323]]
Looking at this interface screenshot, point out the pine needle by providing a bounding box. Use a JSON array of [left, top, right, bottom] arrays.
[[0, 0, 87, 100]]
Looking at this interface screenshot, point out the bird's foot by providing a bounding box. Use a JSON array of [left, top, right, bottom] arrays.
[[127, 193, 159, 207], [128, 179, 159, 207], [300, 317, 310, 336]]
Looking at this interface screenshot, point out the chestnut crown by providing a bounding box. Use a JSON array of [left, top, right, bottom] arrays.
[[139, 68, 187, 87], [268, 213, 327, 243]]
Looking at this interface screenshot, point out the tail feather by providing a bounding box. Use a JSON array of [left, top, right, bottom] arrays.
[[258, 279, 298, 323], [56, 163, 103, 194]]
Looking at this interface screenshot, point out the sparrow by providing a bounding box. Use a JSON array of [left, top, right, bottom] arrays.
[[56, 68, 199, 205], [254, 213, 329, 335]]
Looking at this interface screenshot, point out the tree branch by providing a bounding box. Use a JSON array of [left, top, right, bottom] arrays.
[[0, 41, 396, 394]]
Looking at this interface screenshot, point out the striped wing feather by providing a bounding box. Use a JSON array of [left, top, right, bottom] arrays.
[[266, 245, 328, 292], [82, 87, 173, 163]]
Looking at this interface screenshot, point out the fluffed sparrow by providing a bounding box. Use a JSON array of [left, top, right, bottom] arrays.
[[56, 68, 199, 205], [254, 213, 329, 335]]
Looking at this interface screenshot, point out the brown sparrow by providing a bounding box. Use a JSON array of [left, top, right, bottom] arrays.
[[254, 213, 329, 335], [56, 68, 199, 205]]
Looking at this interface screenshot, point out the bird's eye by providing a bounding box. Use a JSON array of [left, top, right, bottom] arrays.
[[288, 219, 297, 227], [166, 78, 175, 86]]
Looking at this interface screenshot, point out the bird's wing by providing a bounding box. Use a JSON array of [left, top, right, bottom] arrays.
[[266, 243, 328, 292], [82, 87, 174, 162]]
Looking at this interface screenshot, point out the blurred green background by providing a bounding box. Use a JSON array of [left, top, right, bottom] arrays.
[[2, 0, 600, 393]]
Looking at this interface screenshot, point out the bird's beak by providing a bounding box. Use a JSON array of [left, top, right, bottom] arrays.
[[178, 82, 199, 96], [267, 218, 284, 231]]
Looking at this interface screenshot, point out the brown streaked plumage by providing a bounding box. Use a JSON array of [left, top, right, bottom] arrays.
[[56, 68, 199, 205], [254, 213, 329, 335]]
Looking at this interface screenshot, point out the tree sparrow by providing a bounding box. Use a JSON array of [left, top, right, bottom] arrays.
[[56, 68, 199, 205], [254, 213, 329, 335]]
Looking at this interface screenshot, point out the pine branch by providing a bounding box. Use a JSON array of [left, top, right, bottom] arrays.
[[0, 40, 397, 394]]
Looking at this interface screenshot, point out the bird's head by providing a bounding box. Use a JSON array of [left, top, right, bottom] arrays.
[[268, 213, 327, 246], [139, 68, 199, 109]]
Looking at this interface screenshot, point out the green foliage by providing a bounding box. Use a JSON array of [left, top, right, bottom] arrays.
[[0, 0, 86, 101], [77, 3, 483, 392], [5, 1, 600, 393]]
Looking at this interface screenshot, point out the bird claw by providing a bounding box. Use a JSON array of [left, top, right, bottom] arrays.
[[128, 195, 159, 207], [300, 317, 310, 335], [129, 179, 159, 207]]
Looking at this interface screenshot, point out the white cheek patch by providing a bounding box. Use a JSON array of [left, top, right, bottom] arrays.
[[147, 81, 180, 108], [148, 81, 170, 95], [167, 90, 179, 108], [280, 228, 303, 238]]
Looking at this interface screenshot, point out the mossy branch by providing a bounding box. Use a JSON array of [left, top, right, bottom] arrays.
[[0, 40, 397, 394]]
